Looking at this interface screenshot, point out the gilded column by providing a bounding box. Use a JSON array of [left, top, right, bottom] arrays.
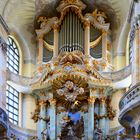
[[53, 24, 59, 57], [84, 20, 90, 55], [102, 32, 107, 61], [0, 37, 7, 111], [99, 97, 106, 139], [88, 96, 95, 140], [38, 100, 47, 140], [49, 98, 56, 140]]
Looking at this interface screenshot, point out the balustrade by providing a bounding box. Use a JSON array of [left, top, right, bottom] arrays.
[[119, 83, 140, 110]]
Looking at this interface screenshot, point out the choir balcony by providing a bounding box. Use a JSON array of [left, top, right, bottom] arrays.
[[119, 83, 140, 137]]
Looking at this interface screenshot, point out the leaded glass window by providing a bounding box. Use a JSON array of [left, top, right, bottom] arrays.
[[6, 37, 20, 125]]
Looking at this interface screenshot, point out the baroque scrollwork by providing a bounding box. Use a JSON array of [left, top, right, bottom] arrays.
[[106, 96, 116, 120], [92, 9, 107, 25]]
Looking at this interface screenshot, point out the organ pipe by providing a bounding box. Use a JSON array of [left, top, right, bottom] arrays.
[[59, 11, 84, 53]]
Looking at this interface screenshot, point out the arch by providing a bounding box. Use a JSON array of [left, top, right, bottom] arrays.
[[7, 36, 20, 74], [117, 20, 130, 57], [8, 35, 22, 74], [6, 36, 20, 125], [8, 28, 35, 64]]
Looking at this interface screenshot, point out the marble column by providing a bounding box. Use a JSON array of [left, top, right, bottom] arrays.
[[53, 24, 59, 57], [99, 97, 106, 139], [88, 96, 95, 140], [0, 38, 7, 111], [84, 20, 90, 56], [49, 98, 56, 140], [39, 101, 47, 140]]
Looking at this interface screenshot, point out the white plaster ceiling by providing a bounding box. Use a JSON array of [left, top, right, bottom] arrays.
[[0, 0, 133, 62]]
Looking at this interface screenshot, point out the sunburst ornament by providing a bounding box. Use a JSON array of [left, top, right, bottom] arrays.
[[57, 81, 84, 102]]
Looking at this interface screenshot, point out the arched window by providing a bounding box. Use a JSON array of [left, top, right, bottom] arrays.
[[6, 37, 20, 125]]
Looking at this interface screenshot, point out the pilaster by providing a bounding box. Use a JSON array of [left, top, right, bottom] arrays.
[[53, 23, 59, 57], [38, 38, 43, 64]]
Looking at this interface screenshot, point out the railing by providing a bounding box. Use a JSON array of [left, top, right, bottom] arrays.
[[6, 69, 32, 85], [0, 108, 8, 130], [119, 82, 140, 110], [100, 63, 132, 82], [6, 62, 132, 88]]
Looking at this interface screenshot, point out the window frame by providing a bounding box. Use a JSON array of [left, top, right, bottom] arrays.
[[6, 37, 20, 125]]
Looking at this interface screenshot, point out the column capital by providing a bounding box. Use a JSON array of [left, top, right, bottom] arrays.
[[88, 96, 96, 104], [38, 100, 47, 106], [84, 20, 90, 27], [48, 98, 56, 106], [99, 97, 106, 103], [53, 23, 59, 31], [90, 88, 97, 93]]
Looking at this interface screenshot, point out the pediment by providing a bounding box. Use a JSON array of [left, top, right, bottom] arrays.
[[31, 51, 111, 90]]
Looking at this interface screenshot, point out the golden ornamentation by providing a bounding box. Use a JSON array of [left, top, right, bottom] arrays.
[[38, 100, 47, 106], [57, 80, 84, 102], [88, 96, 96, 104], [43, 40, 53, 51], [31, 105, 40, 123], [83, 20, 90, 27], [49, 98, 56, 106], [90, 36, 102, 48], [39, 90, 46, 97], [64, 0, 77, 4], [135, 134, 140, 138], [37, 16, 48, 29], [59, 51, 84, 65], [106, 96, 116, 120], [92, 9, 107, 25], [99, 97, 106, 103], [37, 66, 43, 73]]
